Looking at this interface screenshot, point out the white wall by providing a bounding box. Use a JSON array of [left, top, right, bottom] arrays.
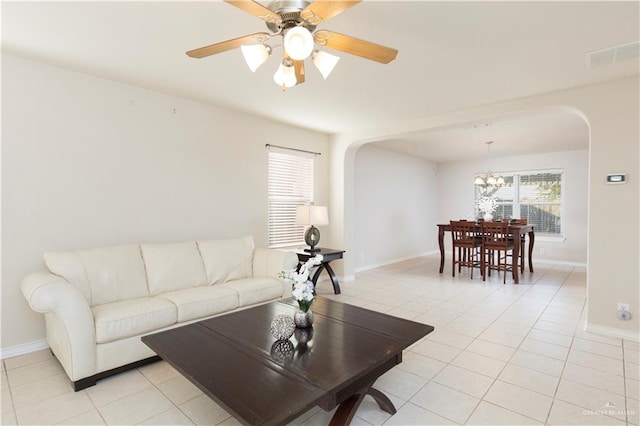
[[354, 146, 437, 271], [1, 54, 330, 350], [436, 149, 589, 264]]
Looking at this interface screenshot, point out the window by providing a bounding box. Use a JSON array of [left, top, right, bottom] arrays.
[[268, 150, 314, 248], [476, 170, 563, 236]]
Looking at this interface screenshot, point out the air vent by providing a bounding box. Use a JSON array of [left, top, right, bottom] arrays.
[[586, 41, 640, 69]]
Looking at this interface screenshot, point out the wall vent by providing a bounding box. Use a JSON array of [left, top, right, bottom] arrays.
[[586, 41, 640, 69]]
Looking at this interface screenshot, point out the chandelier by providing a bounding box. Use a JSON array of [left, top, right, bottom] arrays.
[[474, 141, 505, 192]]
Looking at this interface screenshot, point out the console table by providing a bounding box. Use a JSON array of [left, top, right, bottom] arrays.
[[296, 248, 345, 294]]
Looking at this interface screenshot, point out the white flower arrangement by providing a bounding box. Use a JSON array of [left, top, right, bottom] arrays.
[[474, 196, 498, 215], [280, 255, 323, 312]]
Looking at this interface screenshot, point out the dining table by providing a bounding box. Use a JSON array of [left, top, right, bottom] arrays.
[[437, 222, 535, 284]]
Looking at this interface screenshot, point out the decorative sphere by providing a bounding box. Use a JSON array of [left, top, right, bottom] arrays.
[[270, 314, 295, 340]]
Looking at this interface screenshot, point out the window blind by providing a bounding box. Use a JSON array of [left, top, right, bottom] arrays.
[[268, 151, 314, 248]]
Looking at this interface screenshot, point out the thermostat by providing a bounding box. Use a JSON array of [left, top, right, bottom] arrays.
[[606, 173, 627, 184]]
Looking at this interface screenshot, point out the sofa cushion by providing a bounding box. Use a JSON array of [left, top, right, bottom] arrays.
[[46, 245, 149, 306], [219, 277, 285, 307], [92, 297, 177, 344], [197, 236, 254, 285], [157, 286, 239, 322], [141, 241, 207, 296]]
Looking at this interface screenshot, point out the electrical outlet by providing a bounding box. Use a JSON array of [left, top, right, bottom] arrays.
[[618, 303, 630, 312]]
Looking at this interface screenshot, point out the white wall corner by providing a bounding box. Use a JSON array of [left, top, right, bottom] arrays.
[[584, 322, 640, 343], [1, 339, 49, 360]]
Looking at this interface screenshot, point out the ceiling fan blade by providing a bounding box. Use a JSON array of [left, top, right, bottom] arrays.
[[186, 33, 271, 58], [300, 0, 362, 25], [224, 0, 282, 26], [294, 60, 305, 85], [314, 30, 398, 64]]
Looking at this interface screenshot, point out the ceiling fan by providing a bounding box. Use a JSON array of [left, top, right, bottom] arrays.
[[186, 0, 398, 89]]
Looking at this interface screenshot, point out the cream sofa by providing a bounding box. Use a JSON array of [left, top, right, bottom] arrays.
[[21, 236, 298, 390]]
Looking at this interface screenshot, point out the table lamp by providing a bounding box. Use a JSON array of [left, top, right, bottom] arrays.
[[296, 205, 329, 253]]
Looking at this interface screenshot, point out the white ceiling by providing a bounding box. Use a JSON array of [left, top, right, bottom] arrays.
[[2, 1, 638, 161]]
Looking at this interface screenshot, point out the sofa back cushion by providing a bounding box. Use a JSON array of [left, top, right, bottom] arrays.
[[141, 241, 207, 296], [44, 245, 149, 306], [197, 236, 254, 284]]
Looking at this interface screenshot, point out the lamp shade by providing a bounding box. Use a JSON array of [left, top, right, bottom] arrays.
[[312, 50, 340, 79], [296, 205, 329, 226], [273, 63, 297, 88], [241, 44, 271, 72], [284, 26, 314, 60]]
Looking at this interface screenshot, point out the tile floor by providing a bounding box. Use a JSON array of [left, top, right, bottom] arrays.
[[2, 254, 639, 425]]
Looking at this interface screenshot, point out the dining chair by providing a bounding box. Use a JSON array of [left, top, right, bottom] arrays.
[[510, 218, 527, 273], [450, 220, 483, 279], [481, 221, 515, 284]]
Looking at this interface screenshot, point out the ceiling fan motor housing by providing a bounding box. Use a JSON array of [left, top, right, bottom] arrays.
[[266, 0, 317, 33]]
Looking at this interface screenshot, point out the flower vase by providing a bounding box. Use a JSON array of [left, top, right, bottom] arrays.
[[483, 212, 494, 222], [293, 309, 314, 328]]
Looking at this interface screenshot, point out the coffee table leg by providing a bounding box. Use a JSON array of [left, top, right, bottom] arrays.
[[329, 384, 396, 426]]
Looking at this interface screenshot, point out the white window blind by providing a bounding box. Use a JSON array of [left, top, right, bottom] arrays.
[[268, 150, 314, 248], [475, 169, 563, 236]]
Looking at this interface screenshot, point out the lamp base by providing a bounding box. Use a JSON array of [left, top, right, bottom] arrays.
[[303, 225, 321, 253], [304, 247, 321, 253]]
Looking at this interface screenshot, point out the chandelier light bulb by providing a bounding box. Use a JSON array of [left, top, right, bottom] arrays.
[[284, 26, 314, 60], [273, 63, 297, 89], [240, 44, 271, 72], [312, 50, 340, 79]]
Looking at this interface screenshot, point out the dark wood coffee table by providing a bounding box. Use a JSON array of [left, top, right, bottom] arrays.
[[142, 297, 433, 425]]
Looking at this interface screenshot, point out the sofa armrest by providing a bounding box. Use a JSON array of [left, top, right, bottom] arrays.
[[253, 248, 298, 278], [21, 271, 97, 381]]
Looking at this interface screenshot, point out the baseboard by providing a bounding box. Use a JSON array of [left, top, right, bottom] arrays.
[[1, 339, 49, 360], [534, 258, 587, 268], [354, 251, 436, 274], [584, 323, 640, 342]]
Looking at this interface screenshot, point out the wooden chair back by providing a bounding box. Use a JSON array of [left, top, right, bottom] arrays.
[[450, 221, 479, 246], [481, 222, 513, 250]]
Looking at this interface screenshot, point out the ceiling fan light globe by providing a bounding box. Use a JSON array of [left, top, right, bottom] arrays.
[[273, 63, 297, 88], [486, 176, 497, 185], [312, 50, 340, 79], [241, 44, 271, 72], [284, 26, 314, 60], [474, 176, 485, 185], [496, 176, 505, 186]]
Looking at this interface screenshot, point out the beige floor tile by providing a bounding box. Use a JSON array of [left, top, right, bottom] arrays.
[[410, 381, 480, 424], [573, 338, 623, 360], [627, 360, 640, 381], [179, 394, 233, 425], [510, 349, 565, 377], [397, 351, 447, 379], [450, 350, 506, 378], [466, 401, 543, 425], [627, 378, 640, 401], [561, 363, 625, 396], [547, 400, 626, 425], [98, 387, 174, 425], [466, 339, 516, 362], [625, 341, 640, 351], [626, 348, 640, 364], [575, 329, 622, 346], [520, 337, 569, 361], [534, 320, 576, 337], [498, 364, 559, 397], [86, 369, 153, 407], [477, 329, 526, 348], [411, 340, 461, 363], [11, 372, 73, 408], [3, 349, 54, 371], [157, 374, 203, 405], [1, 389, 14, 414], [384, 402, 456, 425], [14, 389, 94, 425], [138, 360, 180, 385], [1, 371, 9, 391], [6, 357, 66, 387], [568, 349, 624, 376], [424, 329, 474, 349], [627, 397, 640, 425], [1, 410, 17, 426], [432, 364, 495, 398], [526, 328, 574, 347], [484, 380, 553, 422], [55, 409, 105, 425], [555, 379, 627, 422], [139, 407, 195, 425], [374, 367, 428, 400]]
